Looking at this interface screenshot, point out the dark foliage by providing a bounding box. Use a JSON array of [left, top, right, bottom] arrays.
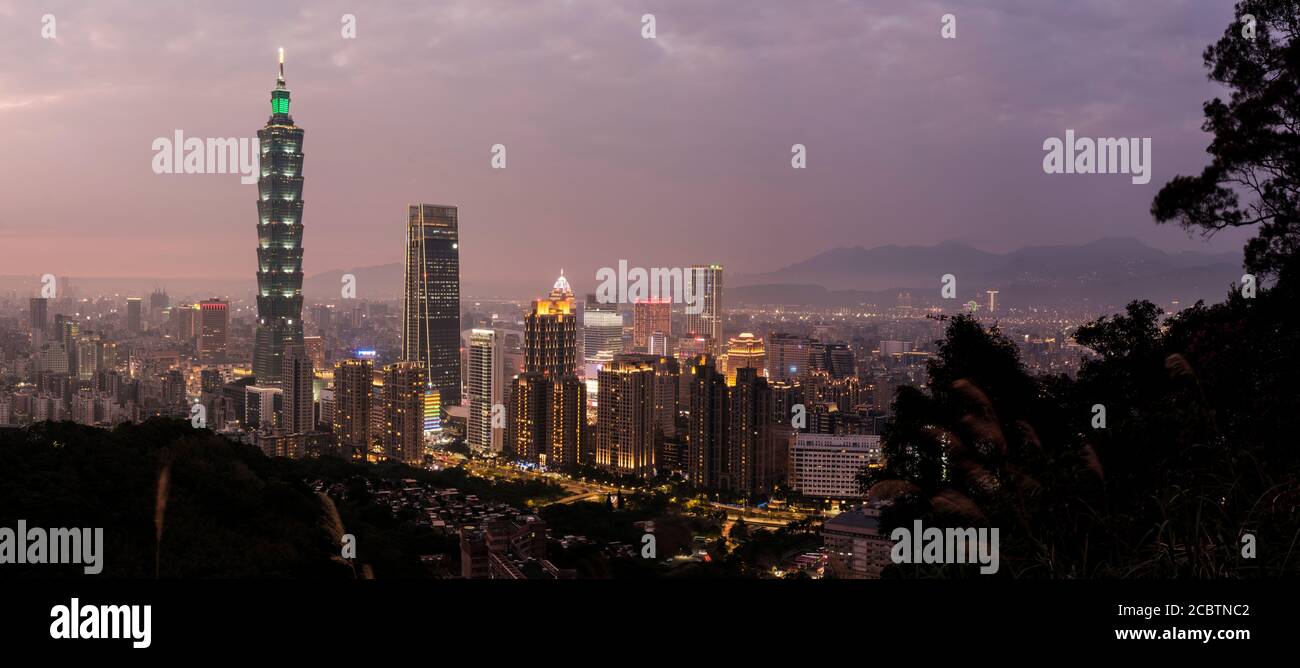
[[0, 420, 562, 578], [863, 275, 1300, 578], [0, 420, 345, 578]]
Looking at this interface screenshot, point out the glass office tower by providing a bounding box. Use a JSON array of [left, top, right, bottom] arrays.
[[402, 204, 461, 408], [253, 50, 306, 386]]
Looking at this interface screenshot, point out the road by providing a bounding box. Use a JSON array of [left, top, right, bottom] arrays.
[[456, 458, 623, 506], [432, 454, 816, 521]]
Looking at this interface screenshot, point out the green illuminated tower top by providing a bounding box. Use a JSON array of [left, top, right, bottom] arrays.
[[271, 47, 291, 118]]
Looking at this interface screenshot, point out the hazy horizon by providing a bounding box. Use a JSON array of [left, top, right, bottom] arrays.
[[1, 0, 1252, 295]]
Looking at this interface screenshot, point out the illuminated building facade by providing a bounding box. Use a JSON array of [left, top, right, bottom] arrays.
[[684, 264, 723, 353], [674, 335, 709, 362], [596, 357, 656, 476], [332, 358, 372, 457], [508, 274, 585, 468], [422, 387, 441, 434], [467, 329, 505, 452], [302, 335, 325, 371], [174, 304, 197, 344], [768, 332, 812, 382], [74, 332, 101, 381], [549, 375, 586, 468], [383, 361, 430, 465], [582, 294, 623, 363], [525, 273, 577, 378], [789, 433, 882, 499], [402, 203, 461, 408], [615, 353, 680, 441], [253, 50, 306, 386], [724, 332, 766, 386], [632, 298, 670, 352], [508, 373, 549, 463]]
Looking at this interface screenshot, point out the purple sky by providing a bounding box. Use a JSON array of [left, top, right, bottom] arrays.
[[0, 0, 1250, 295]]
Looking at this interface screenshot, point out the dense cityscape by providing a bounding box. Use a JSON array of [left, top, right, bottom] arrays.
[[6, 0, 1300, 653], [0, 52, 1117, 581], [2, 0, 1297, 609]]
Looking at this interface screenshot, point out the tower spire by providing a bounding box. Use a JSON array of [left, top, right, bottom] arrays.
[[270, 48, 291, 116]]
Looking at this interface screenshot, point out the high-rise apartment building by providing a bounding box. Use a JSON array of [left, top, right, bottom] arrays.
[[28, 298, 47, 337], [199, 299, 229, 363], [56, 316, 80, 375], [126, 297, 143, 334], [684, 264, 723, 353], [402, 203, 461, 408], [549, 375, 586, 468], [311, 304, 333, 333], [686, 354, 729, 489], [525, 274, 577, 378], [508, 274, 585, 468], [728, 367, 777, 496], [789, 433, 882, 499], [302, 335, 325, 371], [810, 342, 856, 379], [646, 332, 671, 356], [35, 343, 69, 375], [596, 357, 656, 476], [282, 344, 314, 434], [768, 333, 813, 382], [246, 385, 282, 431], [508, 372, 550, 463], [174, 304, 198, 344], [632, 298, 670, 352], [383, 361, 429, 465], [467, 329, 506, 453], [74, 332, 101, 381], [253, 50, 306, 387], [616, 353, 680, 440], [333, 358, 372, 457]]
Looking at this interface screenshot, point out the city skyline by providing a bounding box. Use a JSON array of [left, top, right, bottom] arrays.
[[0, 0, 1256, 297], [2, 3, 1299, 650]]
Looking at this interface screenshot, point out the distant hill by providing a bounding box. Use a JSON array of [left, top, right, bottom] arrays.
[[303, 263, 405, 299], [731, 238, 1243, 308], [0, 238, 1242, 308]]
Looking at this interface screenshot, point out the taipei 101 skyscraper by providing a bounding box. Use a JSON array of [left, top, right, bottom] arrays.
[[253, 49, 306, 386]]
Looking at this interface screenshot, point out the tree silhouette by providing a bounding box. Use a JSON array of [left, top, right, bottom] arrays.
[[1152, 0, 1300, 280]]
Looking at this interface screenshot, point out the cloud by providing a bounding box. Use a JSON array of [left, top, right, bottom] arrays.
[[0, 0, 1252, 289]]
